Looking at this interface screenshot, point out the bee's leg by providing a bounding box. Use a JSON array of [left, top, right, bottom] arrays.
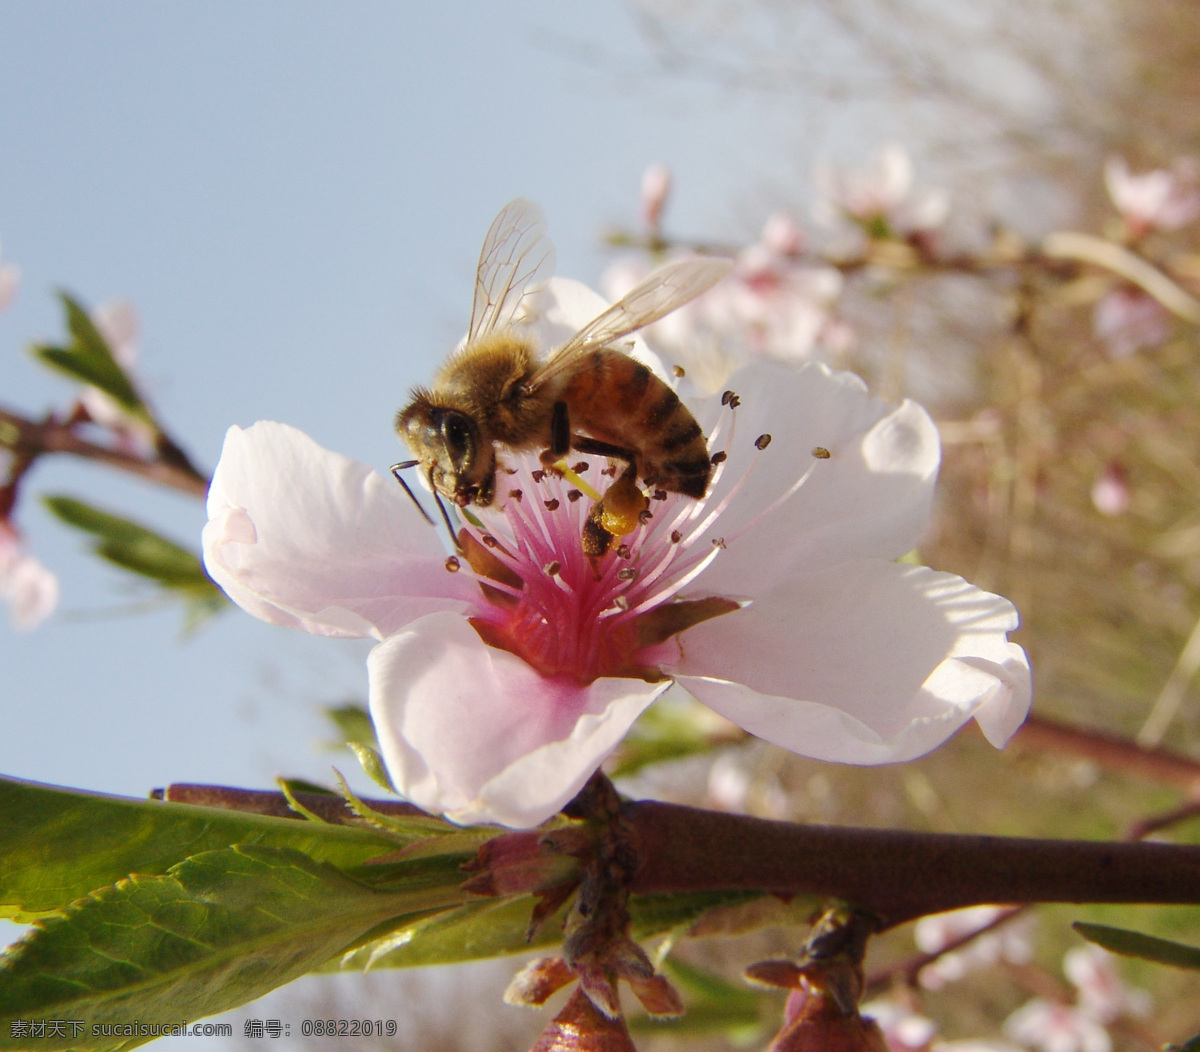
[[568, 435, 637, 469], [549, 401, 572, 458]]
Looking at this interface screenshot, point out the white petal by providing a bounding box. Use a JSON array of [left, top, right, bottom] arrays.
[[3, 551, 59, 630], [668, 561, 1030, 763], [202, 422, 477, 639], [691, 362, 940, 598], [368, 612, 669, 827]]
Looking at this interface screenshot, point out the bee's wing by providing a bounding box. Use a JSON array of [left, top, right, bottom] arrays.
[[468, 198, 557, 342], [526, 256, 732, 392]]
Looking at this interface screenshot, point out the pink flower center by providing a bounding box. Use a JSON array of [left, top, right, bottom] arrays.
[[433, 401, 821, 685], [456, 457, 720, 683]]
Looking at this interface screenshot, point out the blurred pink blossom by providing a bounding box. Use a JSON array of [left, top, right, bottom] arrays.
[[1092, 287, 1172, 358], [1104, 156, 1200, 239], [0, 238, 18, 313], [0, 522, 58, 631], [1062, 945, 1150, 1024], [1003, 1000, 1111, 1052], [860, 999, 938, 1052], [602, 212, 848, 392], [914, 905, 1035, 990], [639, 163, 671, 234], [813, 144, 949, 238], [1090, 465, 1130, 517]]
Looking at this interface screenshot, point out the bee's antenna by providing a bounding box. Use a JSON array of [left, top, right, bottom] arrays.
[[390, 461, 437, 527], [426, 468, 461, 550]]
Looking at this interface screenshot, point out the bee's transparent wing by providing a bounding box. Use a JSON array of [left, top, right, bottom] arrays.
[[527, 256, 732, 392], [468, 198, 557, 342]]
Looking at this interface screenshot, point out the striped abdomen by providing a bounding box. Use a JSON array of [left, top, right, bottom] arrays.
[[558, 348, 711, 498]]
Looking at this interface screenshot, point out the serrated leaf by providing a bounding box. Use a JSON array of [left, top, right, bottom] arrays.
[[42, 496, 226, 613], [0, 776, 403, 921], [1073, 921, 1200, 970], [337, 895, 568, 971], [0, 845, 468, 1051], [31, 293, 150, 421]]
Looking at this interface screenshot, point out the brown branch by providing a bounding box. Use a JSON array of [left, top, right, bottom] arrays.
[[1012, 713, 1200, 792], [621, 800, 1200, 929], [155, 783, 1200, 930], [0, 404, 210, 499]]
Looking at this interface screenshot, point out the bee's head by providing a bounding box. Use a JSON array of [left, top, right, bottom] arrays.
[[396, 394, 496, 506]]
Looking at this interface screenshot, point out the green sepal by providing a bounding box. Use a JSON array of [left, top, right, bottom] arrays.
[[0, 845, 471, 1051], [31, 292, 151, 423], [1073, 920, 1200, 970], [348, 743, 395, 792]]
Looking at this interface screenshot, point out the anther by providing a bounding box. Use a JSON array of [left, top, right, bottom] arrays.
[[670, 530, 682, 543], [812, 446, 831, 459], [532, 469, 547, 483], [617, 567, 639, 581], [482, 534, 499, 548], [672, 364, 686, 378], [544, 498, 560, 511], [638, 509, 653, 524], [711, 451, 727, 465], [509, 489, 523, 501], [721, 390, 735, 406], [755, 434, 772, 450], [601, 465, 617, 477], [445, 556, 461, 572], [613, 595, 630, 610], [567, 489, 583, 503], [573, 461, 589, 473], [712, 537, 727, 549], [543, 560, 562, 577], [653, 489, 667, 501], [616, 544, 632, 559]]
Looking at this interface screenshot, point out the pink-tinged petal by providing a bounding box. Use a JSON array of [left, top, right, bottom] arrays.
[[0, 263, 18, 313], [368, 612, 669, 827], [668, 561, 1030, 762], [203, 422, 477, 639], [692, 363, 940, 598], [2, 551, 59, 630]]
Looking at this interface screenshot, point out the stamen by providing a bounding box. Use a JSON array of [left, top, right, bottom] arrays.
[[551, 459, 602, 501], [544, 498, 560, 511], [755, 434, 772, 450], [813, 446, 831, 459], [445, 556, 461, 572]]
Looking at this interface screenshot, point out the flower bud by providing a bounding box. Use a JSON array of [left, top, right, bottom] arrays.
[[528, 988, 639, 1052]]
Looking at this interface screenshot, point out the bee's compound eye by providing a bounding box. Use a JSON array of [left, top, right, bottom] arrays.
[[434, 410, 474, 461]]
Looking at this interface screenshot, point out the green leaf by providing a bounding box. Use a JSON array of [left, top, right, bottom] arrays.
[[338, 896, 568, 971], [0, 845, 467, 1051], [0, 776, 404, 921], [325, 702, 377, 750], [31, 293, 150, 422], [1073, 921, 1200, 970], [42, 496, 227, 618]]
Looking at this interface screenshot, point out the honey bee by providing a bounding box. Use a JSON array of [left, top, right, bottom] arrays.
[[396, 198, 731, 553]]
